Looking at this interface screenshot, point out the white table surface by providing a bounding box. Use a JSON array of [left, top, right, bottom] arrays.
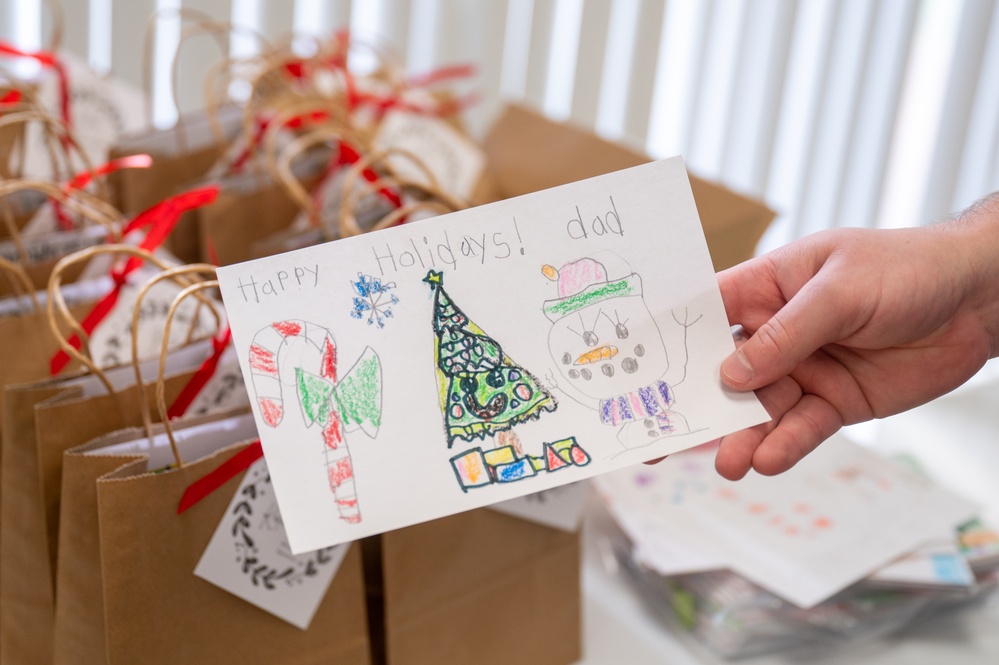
[[577, 363, 999, 665]]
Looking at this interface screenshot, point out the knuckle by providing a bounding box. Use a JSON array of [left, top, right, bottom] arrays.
[[752, 316, 797, 364]]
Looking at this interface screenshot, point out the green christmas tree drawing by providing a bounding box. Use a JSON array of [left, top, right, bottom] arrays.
[[424, 270, 557, 445]]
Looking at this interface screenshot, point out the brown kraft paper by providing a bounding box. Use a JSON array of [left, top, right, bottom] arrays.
[[373, 509, 581, 665], [0, 371, 195, 665], [97, 442, 371, 664], [479, 103, 776, 272]]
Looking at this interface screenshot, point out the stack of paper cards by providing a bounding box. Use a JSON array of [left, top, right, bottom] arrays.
[[596, 434, 985, 608], [217, 158, 769, 554]]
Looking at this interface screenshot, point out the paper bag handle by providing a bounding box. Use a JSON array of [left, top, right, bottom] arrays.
[[156, 279, 221, 468], [271, 121, 362, 228], [40, 0, 63, 53], [0, 110, 102, 191], [338, 147, 465, 237], [0, 177, 124, 230], [142, 7, 272, 147], [0, 178, 124, 267], [46, 245, 177, 399], [0, 86, 41, 177], [0, 256, 40, 312], [130, 263, 221, 442], [374, 199, 457, 231], [202, 51, 275, 150]]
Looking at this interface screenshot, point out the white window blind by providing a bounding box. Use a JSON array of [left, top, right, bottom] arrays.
[[3, 0, 998, 253]]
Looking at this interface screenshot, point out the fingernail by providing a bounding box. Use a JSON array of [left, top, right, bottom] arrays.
[[722, 348, 754, 385]]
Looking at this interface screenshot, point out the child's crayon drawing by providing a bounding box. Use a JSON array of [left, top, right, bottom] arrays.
[[424, 269, 591, 491], [248, 320, 382, 523], [542, 255, 702, 450]]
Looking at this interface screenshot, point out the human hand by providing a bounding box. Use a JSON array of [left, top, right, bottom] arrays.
[[715, 200, 999, 480]]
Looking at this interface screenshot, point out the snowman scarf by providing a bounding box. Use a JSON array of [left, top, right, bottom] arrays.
[[599, 380, 673, 426]]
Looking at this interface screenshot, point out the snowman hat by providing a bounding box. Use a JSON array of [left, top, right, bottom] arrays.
[[541, 257, 642, 322]]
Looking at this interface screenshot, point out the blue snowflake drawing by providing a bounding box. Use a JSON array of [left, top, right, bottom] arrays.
[[350, 273, 400, 328]]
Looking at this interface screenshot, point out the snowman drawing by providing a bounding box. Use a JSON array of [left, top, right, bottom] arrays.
[[541, 255, 699, 449]]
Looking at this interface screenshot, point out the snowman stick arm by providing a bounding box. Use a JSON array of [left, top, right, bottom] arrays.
[[669, 308, 703, 386]]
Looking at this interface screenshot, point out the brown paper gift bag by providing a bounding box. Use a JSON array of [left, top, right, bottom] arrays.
[[0, 180, 126, 298], [2, 243, 226, 664], [479, 103, 777, 272], [0, 275, 94, 430], [55, 320, 250, 665], [55, 410, 248, 665], [0, 88, 41, 179], [109, 106, 242, 216], [198, 172, 320, 266], [0, 270, 96, 624], [109, 106, 243, 263], [0, 362, 202, 665], [370, 509, 580, 665], [90, 416, 370, 664], [55, 435, 146, 665]]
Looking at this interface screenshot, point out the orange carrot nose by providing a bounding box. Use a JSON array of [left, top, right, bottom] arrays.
[[576, 345, 618, 365]]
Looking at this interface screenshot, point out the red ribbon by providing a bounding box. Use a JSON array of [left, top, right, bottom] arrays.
[[233, 108, 403, 215], [281, 30, 476, 122], [166, 327, 232, 419], [0, 41, 72, 128], [48, 154, 153, 231], [49, 185, 221, 375], [64, 153, 153, 192], [0, 89, 22, 106], [407, 63, 477, 88], [177, 440, 263, 515]]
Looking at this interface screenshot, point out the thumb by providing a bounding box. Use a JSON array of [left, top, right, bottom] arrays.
[[721, 282, 846, 391]]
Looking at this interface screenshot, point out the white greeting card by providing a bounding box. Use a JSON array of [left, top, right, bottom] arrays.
[[194, 457, 350, 630], [217, 158, 768, 553], [868, 539, 974, 589]]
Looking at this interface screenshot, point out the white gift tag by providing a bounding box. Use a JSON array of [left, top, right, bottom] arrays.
[[490, 481, 589, 532], [19, 200, 60, 237], [86, 270, 222, 369], [373, 110, 485, 200], [0, 225, 107, 265], [183, 346, 251, 418], [23, 52, 147, 178], [194, 456, 350, 629]]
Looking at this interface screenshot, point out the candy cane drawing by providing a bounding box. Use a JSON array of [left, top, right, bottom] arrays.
[[248, 320, 382, 524]]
